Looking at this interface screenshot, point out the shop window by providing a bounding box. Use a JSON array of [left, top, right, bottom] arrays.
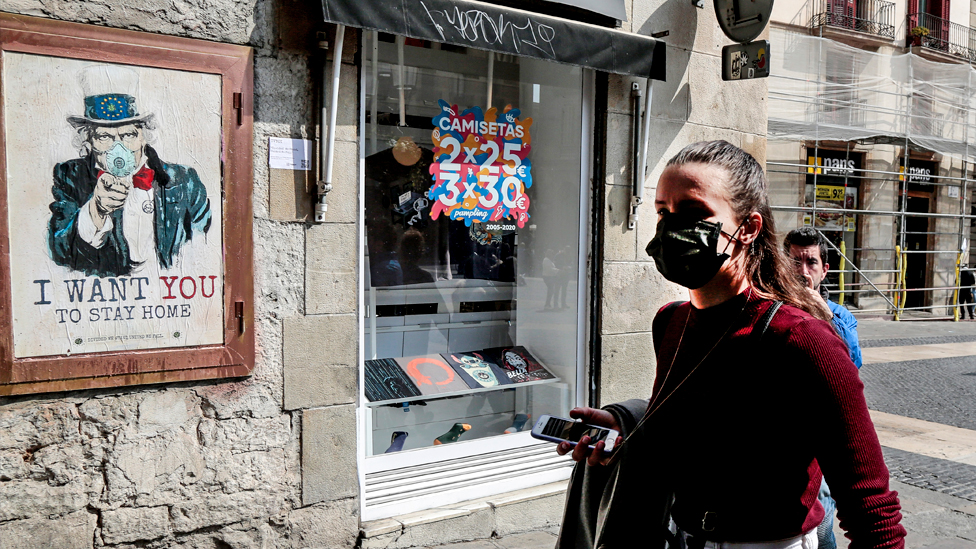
[[360, 33, 588, 518], [803, 148, 862, 299]]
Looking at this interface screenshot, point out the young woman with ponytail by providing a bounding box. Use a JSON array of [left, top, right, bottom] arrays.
[[555, 141, 905, 549]]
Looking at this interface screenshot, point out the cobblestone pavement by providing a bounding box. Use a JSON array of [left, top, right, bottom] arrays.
[[856, 318, 976, 344], [884, 447, 976, 502], [862, 334, 976, 348], [861, 356, 976, 431], [837, 321, 976, 548]]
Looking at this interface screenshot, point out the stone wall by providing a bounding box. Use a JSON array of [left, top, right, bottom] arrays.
[[0, 388, 315, 548], [0, 0, 362, 546], [0, 0, 768, 546]]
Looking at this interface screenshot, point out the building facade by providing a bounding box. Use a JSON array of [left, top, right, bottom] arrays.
[[769, 0, 976, 317], [0, 0, 766, 547]]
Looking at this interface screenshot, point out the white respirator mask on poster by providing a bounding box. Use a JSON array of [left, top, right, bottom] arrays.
[[104, 141, 137, 178]]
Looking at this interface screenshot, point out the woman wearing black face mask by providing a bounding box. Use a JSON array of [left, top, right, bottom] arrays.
[[555, 141, 905, 549]]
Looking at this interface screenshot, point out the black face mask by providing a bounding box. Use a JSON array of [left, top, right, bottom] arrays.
[[645, 211, 743, 289]]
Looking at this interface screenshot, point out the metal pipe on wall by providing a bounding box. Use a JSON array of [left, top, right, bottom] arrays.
[[629, 78, 655, 232], [315, 24, 346, 223], [628, 82, 642, 230], [639, 78, 654, 191], [486, 52, 494, 109]]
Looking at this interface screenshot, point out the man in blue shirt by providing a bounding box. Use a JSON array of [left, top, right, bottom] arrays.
[[784, 228, 862, 368], [784, 227, 863, 549]]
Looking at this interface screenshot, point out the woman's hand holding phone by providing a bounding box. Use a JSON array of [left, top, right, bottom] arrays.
[[554, 407, 623, 467]]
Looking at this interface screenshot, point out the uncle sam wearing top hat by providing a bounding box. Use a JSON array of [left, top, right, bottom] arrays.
[[48, 65, 212, 278]]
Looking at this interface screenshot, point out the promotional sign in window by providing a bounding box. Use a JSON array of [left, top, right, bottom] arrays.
[[427, 100, 533, 228], [803, 184, 857, 232], [804, 150, 860, 232]]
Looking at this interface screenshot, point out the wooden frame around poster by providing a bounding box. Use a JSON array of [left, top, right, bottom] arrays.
[[0, 13, 254, 395]]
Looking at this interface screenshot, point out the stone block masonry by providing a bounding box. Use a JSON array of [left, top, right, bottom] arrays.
[[1, 0, 361, 546], [0, 388, 302, 546]]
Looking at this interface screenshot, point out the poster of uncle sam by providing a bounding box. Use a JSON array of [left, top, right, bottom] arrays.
[[2, 53, 224, 358]]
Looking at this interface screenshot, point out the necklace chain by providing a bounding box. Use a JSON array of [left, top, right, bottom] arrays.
[[617, 293, 751, 455]]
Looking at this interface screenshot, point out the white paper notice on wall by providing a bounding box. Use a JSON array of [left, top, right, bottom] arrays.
[[949, 186, 960, 198], [269, 137, 312, 170]]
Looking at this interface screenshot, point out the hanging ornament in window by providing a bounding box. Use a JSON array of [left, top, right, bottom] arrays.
[[392, 135, 422, 166]]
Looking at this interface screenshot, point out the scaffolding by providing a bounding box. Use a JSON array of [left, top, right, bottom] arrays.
[[768, 29, 976, 319]]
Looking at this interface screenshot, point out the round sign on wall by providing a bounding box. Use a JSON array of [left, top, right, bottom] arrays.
[[714, 0, 774, 44]]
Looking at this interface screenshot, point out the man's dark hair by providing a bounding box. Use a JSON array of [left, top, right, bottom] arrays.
[[783, 227, 828, 266]]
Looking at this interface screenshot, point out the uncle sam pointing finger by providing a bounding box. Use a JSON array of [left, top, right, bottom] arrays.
[[48, 65, 212, 278]]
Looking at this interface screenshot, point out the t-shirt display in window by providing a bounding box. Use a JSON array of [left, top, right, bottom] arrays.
[[443, 351, 513, 389], [362, 33, 586, 467], [364, 358, 423, 402], [483, 346, 556, 383], [394, 354, 472, 396], [365, 145, 441, 287]]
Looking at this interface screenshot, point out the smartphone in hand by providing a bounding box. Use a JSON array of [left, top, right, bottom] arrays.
[[530, 414, 619, 453]]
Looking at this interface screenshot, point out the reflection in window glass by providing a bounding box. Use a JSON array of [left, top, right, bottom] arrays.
[[363, 33, 585, 457]]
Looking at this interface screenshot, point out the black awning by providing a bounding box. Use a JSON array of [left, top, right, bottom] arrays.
[[321, 0, 665, 80], [543, 0, 627, 21]]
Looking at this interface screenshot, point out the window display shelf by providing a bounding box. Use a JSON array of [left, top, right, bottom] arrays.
[[364, 376, 559, 408], [364, 346, 559, 410], [373, 319, 511, 333]]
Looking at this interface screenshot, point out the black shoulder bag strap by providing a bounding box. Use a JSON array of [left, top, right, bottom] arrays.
[[644, 299, 782, 429], [753, 301, 783, 344]]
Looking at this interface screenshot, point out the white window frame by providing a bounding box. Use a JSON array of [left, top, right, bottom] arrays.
[[356, 48, 596, 522]]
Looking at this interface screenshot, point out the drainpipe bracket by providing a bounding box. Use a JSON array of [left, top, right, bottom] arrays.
[[314, 181, 333, 222], [627, 196, 643, 230]]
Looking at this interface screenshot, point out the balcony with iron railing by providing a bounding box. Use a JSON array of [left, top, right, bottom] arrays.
[[907, 12, 976, 62], [811, 0, 896, 39]]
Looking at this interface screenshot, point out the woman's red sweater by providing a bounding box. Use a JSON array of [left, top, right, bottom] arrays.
[[650, 291, 906, 548]]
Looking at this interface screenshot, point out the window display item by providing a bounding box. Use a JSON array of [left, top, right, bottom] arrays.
[[385, 431, 409, 453], [443, 351, 513, 389], [504, 413, 530, 434], [394, 354, 472, 396], [433, 423, 472, 445], [361, 34, 585, 476], [484, 346, 557, 383], [392, 136, 422, 166], [427, 101, 533, 228], [530, 415, 618, 453], [364, 358, 423, 402]]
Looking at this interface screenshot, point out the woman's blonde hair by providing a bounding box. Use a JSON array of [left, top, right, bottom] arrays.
[[666, 140, 832, 321]]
